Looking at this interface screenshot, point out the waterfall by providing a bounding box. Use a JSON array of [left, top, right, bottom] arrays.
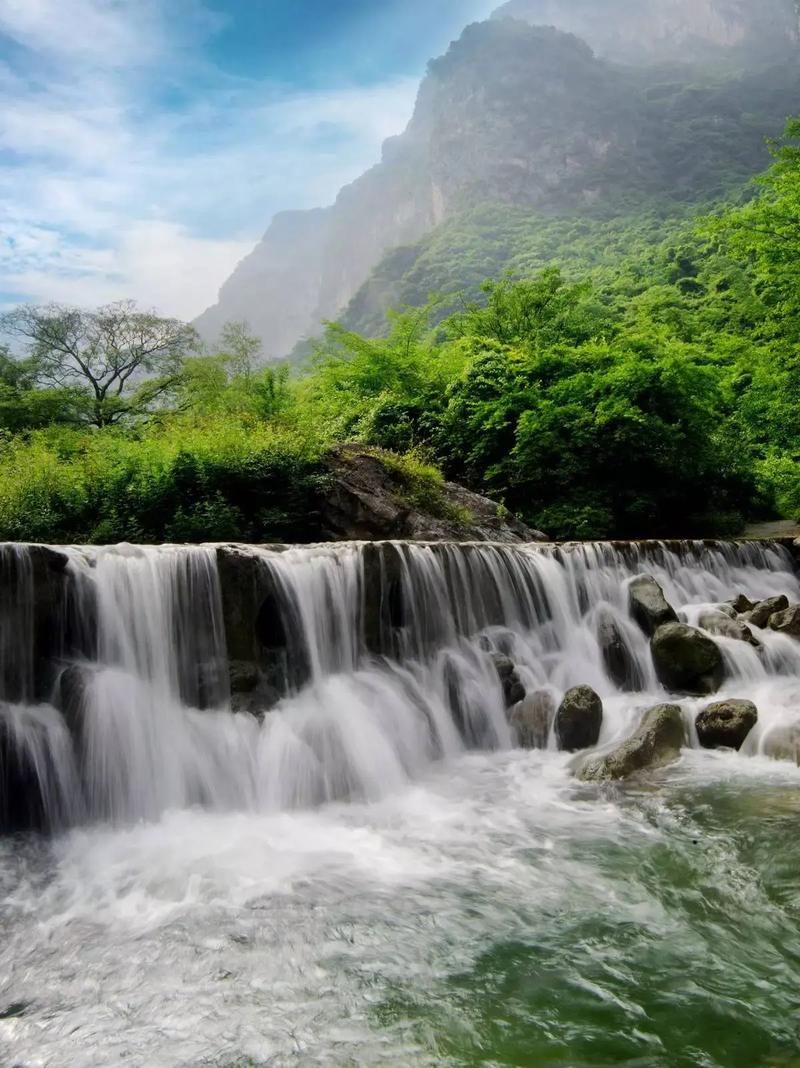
[[1, 538, 798, 832]]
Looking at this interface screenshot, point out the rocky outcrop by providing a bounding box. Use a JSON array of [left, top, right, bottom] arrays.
[[651, 622, 724, 695], [197, 6, 800, 358], [319, 446, 546, 543], [628, 576, 678, 637], [731, 594, 757, 614], [746, 595, 789, 628], [768, 604, 800, 637], [698, 610, 761, 648], [492, 0, 798, 65], [578, 704, 685, 782], [597, 610, 644, 690], [491, 655, 526, 707], [555, 686, 603, 751], [509, 690, 555, 748], [695, 699, 758, 750]]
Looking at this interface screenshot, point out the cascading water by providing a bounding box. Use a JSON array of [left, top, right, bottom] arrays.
[[2, 538, 800, 1067], [1, 538, 799, 831]]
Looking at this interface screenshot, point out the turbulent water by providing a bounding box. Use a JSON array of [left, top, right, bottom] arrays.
[[1, 539, 800, 1066]]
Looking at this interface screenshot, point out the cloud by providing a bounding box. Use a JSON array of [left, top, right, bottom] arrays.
[[0, 0, 423, 320]]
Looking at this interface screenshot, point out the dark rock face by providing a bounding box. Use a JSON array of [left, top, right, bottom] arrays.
[[731, 594, 757, 614], [747, 595, 789, 628], [696, 699, 758, 750], [651, 623, 724, 696], [628, 576, 678, 637], [491, 654, 526, 707], [768, 604, 800, 637], [509, 690, 555, 748], [555, 686, 603, 751], [320, 446, 546, 544], [597, 610, 644, 691], [578, 703, 686, 782], [698, 611, 761, 648]]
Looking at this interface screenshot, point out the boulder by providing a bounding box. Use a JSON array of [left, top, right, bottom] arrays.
[[491, 653, 526, 707], [320, 445, 548, 543], [628, 576, 678, 637], [555, 686, 603, 751], [698, 611, 761, 648], [578, 704, 685, 782], [768, 604, 800, 638], [651, 622, 724, 696], [509, 690, 555, 749], [597, 610, 644, 691], [746, 595, 789, 629], [731, 594, 757, 614], [695, 699, 757, 750]]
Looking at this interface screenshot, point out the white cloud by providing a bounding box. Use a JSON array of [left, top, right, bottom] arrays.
[[0, 0, 422, 320]]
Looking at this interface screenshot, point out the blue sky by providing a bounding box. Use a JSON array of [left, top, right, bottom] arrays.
[[0, 0, 495, 319]]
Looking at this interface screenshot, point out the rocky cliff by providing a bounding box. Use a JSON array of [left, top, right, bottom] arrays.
[[195, 0, 799, 359], [492, 0, 798, 64]]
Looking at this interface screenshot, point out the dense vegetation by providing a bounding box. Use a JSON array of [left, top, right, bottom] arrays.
[[0, 119, 798, 543]]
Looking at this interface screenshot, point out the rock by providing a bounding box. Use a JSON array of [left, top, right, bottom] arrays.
[[578, 704, 685, 782], [696, 699, 758, 750], [747, 595, 789, 629], [555, 686, 603, 751], [731, 594, 757, 614], [651, 622, 724, 696], [628, 575, 678, 637], [698, 611, 761, 648], [509, 690, 555, 749], [320, 445, 548, 543], [768, 604, 800, 638], [490, 653, 526, 707], [597, 610, 644, 691]]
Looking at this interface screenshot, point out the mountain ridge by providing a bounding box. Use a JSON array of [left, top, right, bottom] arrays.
[[195, 0, 800, 358]]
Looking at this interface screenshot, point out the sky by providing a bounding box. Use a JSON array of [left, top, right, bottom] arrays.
[[0, 0, 496, 321]]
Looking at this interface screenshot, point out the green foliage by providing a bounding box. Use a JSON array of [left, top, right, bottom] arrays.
[[1, 117, 799, 543], [0, 417, 326, 545]]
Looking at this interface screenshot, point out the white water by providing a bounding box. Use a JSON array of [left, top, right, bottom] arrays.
[[2, 539, 800, 1066], [1, 539, 799, 829]]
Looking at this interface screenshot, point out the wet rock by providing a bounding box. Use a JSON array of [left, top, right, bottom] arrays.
[[555, 686, 603, 752], [628, 575, 678, 637], [768, 604, 800, 638], [746, 595, 789, 629], [597, 610, 643, 691], [56, 664, 90, 743], [651, 622, 724, 696], [731, 594, 757, 614], [696, 699, 758, 750], [509, 690, 555, 749], [490, 653, 526, 707], [578, 704, 685, 782], [229, 661, 280, 717], [698, 611, 761, 648]]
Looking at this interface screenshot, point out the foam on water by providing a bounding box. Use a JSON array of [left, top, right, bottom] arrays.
[[1, 538, 800, 1063]]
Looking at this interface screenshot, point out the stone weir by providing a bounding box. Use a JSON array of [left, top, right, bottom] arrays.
[[1, 538, 799, 833]]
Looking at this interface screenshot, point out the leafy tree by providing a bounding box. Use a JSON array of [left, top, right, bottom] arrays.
[[0, 301, 198, 427], [219, 320, 262, 382]]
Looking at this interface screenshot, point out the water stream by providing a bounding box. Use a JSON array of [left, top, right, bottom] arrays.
[[1, 539, 799, 1065]]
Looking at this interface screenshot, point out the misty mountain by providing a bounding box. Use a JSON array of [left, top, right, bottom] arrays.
[[195, 0, 800, 358]]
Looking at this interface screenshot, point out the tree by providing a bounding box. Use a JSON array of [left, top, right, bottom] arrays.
[[0, 301, 198, 427], [219, 320, 262, 383]]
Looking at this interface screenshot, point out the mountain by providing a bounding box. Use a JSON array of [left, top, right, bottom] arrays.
[[195, 0, 800, 359], [492, 0, 799, 64]]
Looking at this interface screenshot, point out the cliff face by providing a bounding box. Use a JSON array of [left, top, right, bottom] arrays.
[[491, 0, 799, 63], [196, 0, 799, 359]]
